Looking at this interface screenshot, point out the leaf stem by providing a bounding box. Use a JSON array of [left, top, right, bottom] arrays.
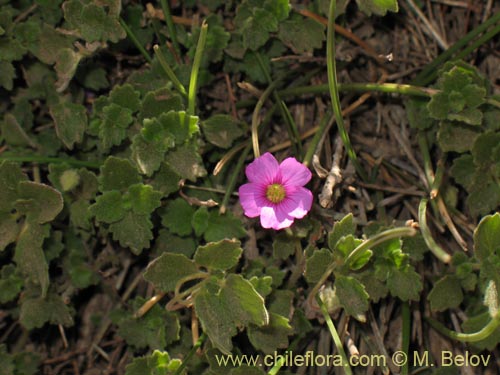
[[255, 53, 302, 158], [400, 302, 411, 375], [153, 45, 187, 97], [119, 18, 153, 65], [302, 111, 334, 166], [173, 332, 207, 375], [418, 198, 452, 263], [159, 0, 182, 58], [327, 0, 368, 181], [0, 155, 101, 169], [316, 294, 353, 375], [188, 20, 208, 116], [426, 314, 500, 343], [344, 226, 417, 269]]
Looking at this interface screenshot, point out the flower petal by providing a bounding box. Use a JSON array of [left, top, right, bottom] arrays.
[[280, 186, 313, 219], [279, 157, 312, 187], [245, 152, 279, 184], [239, 183, 267, 217], [260, 206, 294, 230]]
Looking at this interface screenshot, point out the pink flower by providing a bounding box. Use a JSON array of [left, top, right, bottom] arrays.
[[238, 152, 313, 230]]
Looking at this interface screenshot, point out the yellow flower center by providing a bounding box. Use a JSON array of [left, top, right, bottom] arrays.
[[266, 183, 286, 204]]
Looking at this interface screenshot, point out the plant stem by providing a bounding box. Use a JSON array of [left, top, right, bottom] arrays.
[[316, 294, 353, 375], [303, 111, 334, 166], [327, 0, 368, 181], [119, 18, 153, 65], [344, 226, 417, 269], [188, 20, 208, 117], [426, 314, 500, 343], [0, 155, 101, 169], [159, 0, 182, 58], [255, 53, 302, 158], [401, 302, 411, 375], [251, 80, 283, 158], [153, 45, 187, 97], [418, 198, 452, 263], [173, 332, 207, 375]]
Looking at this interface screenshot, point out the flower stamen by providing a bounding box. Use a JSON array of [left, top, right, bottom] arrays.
[[266, 183, 286, 204]]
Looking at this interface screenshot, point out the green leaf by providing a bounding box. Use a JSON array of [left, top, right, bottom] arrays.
[[0, 161, 27, 212], [50, 101, 87, 149], [160, 111, 199, 144], [249, 276, 273, 297], [54, 47, 83, 92], [428, 275, 463, 312], [194, 285, 237, 354], [0, 61, 15, 90], [192, 206, 209, 237], [1, 113, 36, 147], [116, 298, 179, 350], [99, 157, 141, 192], [474, 213, 500, 262], [90, 190, 125, 223], [328, 213, 356, 250], [247, 313, 292, 354], [140, 88, 184, 120], [355, 270, 388, 303], [109, 212, 154, 254], [161, 198, 196, 236], [305, 248, 333, 284], [13, 351, 40, 375], [132, 119, 175, 176], [387, 264, 422, 301], [194, 239, 243, 271], [450, 154, 475, 190], [125, 350, 182, 375], [204, 210, 247, 243], [235, 1, 280, 51], [272, 232, 297, 260], [467, 181, 500, 217], [0, 212, 20, 251], [144, 253, 199, 292], [222, 274, 269, 327], [16, 181, 64, 224], [14, 223, 50, 297], [356, 0, 398, 16], [81, 67, 109, 90], [472, 131, 500, 167], [278, 17, 325, 54], [109, 84, 141, 112], [0, 345, 14, 375], [462, 312, 500, 351], [151, 163, 182, 196], [268, 290, 294, 317], [0, 265, 23, 303], [437, 120, 481, 153], [20, 292, 74, 330], [98, 103, 134, 149], [63, 0, 125, 42], [201, 114, 245, 148], [165, 143, 207, 182], [335, 275, 369, 321], [127, 183, 162, 215], [65, 242, 99, 289]]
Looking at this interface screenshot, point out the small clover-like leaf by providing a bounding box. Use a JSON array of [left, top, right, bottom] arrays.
[[90, 190, 125, 223], [98, 104, 134, 149], [437, 120, 481, 153], [204, 210, 247, 243], [201, 114, 245, 149], [127, 184, 162, 215], [0, 265, 23, 303], [335, 275, 369, 321], [278, 17, 325, 54], [356, 0, 399, 16], [99, 157, 141, 192], [161, 198, 196, 236], [247, 313, 292, 354], [144, 253, 199, 292], [109, 84, 141, 112], [50, 101, 87, 149], [272, 232, 297, 260], [473, 213, 500, 262], [15, 181, 64, 224], [194, 239, 243, 271], [125, 350, 182, 375], [305, 248, 333, 284], [20, 292, 74, 330], [387, 264, 422, 301], [165, 143, 207, 182], [0, 161, 27, 212], [109, 212, 154, 254], [222, 274, 269, 327], [328, 213, 356, 250], [428, 275, 463, 312]]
